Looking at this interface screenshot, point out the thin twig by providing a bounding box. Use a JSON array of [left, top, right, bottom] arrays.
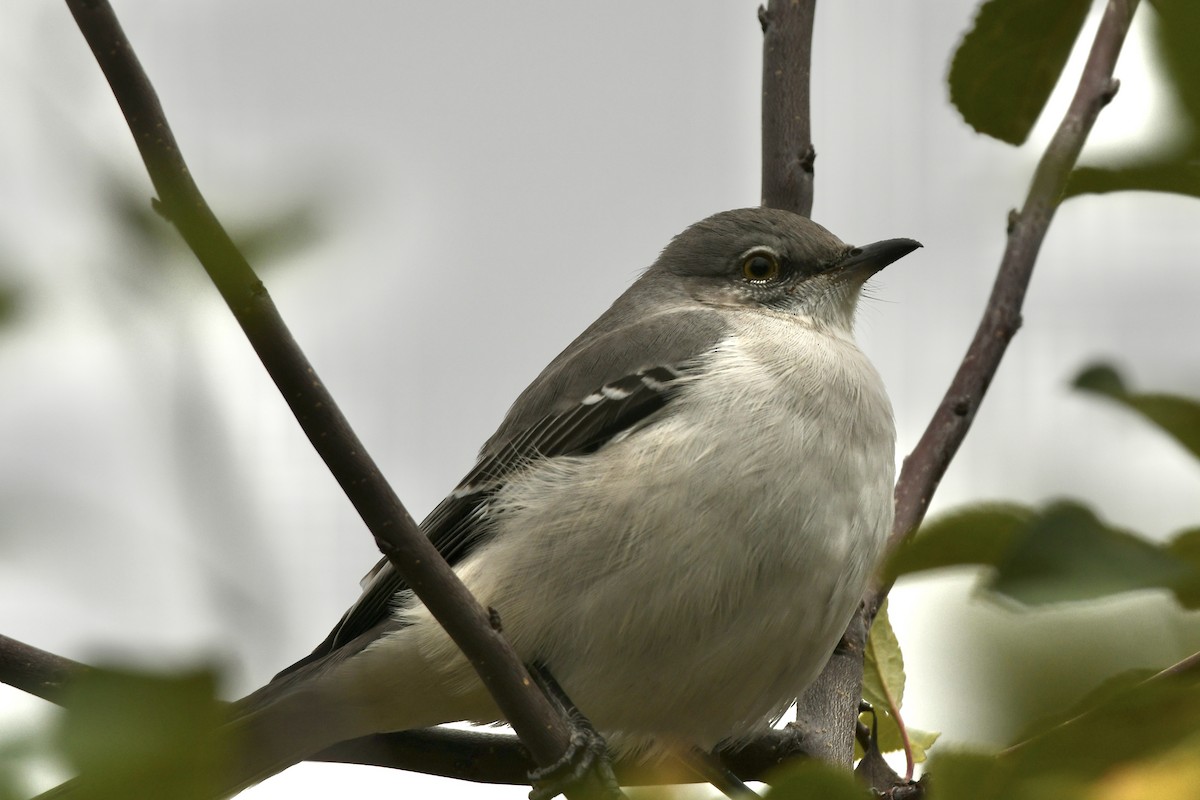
[[61, 0, 594, 790], [760, 0, 817, 217], [0, 634, 88, 705], [887, 0, 1140, 551]]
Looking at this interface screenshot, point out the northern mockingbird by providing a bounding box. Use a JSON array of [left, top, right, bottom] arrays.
[[228, 207, 919, 793]]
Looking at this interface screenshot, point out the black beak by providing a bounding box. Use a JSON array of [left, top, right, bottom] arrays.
[[835, 238, 922, 278]]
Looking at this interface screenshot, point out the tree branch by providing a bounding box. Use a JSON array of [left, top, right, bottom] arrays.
[[61, 0, 593, 789], [0, 634, 88, 705], [0, 631, 817, 786], [760, 0, 817, 217], [887, 0, 1141, 551], [314, 726, 813, 786]]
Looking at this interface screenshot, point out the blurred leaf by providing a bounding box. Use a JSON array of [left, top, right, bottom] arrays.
[[1088, 733, 1200, 800], [57, 665, 226, 800], [949, 0, 1093, 145], [1166, 527, 1200, 607], [1066, 0, 1200, 199], [764, 760, 872, 800], [926, 674, 1200, 797], [107, 175, 325, 272], [988, 501, 1192, 605], [1073, 362, 1200, 461], [0, 735, 38, 800], [894, 499, 1199, 606], [1005, 672, 1200, 781], [0, 283, 18, 328], [1147, 0, 1200, 123], [923, 749, 1006, 800], [228, 201, 325, 266], [885, 503, 1031, 582], [1065, 158, 1200, 199], [1072, 363, 1127, 396]]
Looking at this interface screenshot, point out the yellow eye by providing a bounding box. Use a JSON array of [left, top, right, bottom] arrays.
[[741, 250, 781, 283]]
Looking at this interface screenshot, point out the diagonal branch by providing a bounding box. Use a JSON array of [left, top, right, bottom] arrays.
[[60, 0, 592, 789], [0, 634, 89, 706], [887, 0, 1141, 552]]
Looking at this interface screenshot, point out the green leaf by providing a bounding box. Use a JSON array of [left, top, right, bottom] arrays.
[[948, 0, 1093, 145], [988, 501, 1193, 605], [862, 600, 905, 715], [884, 503, 1031, 582], [57, 665, 227, 800], [1166, 527, 1200, 608], [1073, 362, 1200, 461], [1147, 0, 1200, 126], [860, 602, 940, 763], [763, 760, 872, 800]]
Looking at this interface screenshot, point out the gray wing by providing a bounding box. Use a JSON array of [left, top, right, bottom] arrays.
[[273, 302, 728, 679]]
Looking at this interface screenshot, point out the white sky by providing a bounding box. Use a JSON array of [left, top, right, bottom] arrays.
[[2, 2, 1199, 798]]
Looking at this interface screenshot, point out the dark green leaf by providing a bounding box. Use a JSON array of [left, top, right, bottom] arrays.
[[988, 501, 1193, 605], [1073, 362, 1200, 461], [57, 666, 226, 800], [1148, 0, 1200, 127], [884, 503, 1031, 582], [1166, 527, 1200, 608], [948, 0, 1093, 145], [1065, 159, 1200, 199], [1071, 362, 1127, 396], [764, 760, 872, 800], [923, 750, 1006, 800]]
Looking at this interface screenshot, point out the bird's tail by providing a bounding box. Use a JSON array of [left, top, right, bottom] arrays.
[[222, 684, 362, 797]]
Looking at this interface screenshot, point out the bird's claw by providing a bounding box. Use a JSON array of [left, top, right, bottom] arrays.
[[527, 724, 618, 800]]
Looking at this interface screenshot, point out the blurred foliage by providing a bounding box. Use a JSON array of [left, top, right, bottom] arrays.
[[0, 735, 35, 800], [949, 0, 1092, 145], [106, 174, 326, 276], [1066, 0, 1200, 199], [0, 283, 18, 330], [890, 363, 1200, 609], [56, 666, 226, 800], [927, 671, 1200, 799], [890, 362, 1200, 789], [949, 0, 1200, 199], [890, 500, 1197, 607], [763, 760, 871, 800], [1074, 362, 1200, 461]]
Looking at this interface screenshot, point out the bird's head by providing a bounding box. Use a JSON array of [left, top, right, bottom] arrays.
[[653, 207, 920, 331]]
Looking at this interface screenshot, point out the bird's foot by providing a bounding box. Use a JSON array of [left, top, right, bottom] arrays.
[[526, 662, 622, 800], [527, 720, 618, 800]]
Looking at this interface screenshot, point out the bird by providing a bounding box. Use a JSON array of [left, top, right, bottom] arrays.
[[225, 206, 920, 795]]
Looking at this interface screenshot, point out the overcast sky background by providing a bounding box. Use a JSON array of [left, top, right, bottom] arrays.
[[3, 2, 1200, 798]]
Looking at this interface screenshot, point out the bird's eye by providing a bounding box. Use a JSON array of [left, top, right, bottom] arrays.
[[741, 250, 781, 284]]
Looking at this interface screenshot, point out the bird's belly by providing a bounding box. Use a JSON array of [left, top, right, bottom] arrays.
[[453, 336, 894, 750]]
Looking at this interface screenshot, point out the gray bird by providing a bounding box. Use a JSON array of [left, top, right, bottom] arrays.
[[227, 207, 919, 794]]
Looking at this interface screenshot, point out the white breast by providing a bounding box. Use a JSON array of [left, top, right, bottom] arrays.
[[383, 310, 896, 754]]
